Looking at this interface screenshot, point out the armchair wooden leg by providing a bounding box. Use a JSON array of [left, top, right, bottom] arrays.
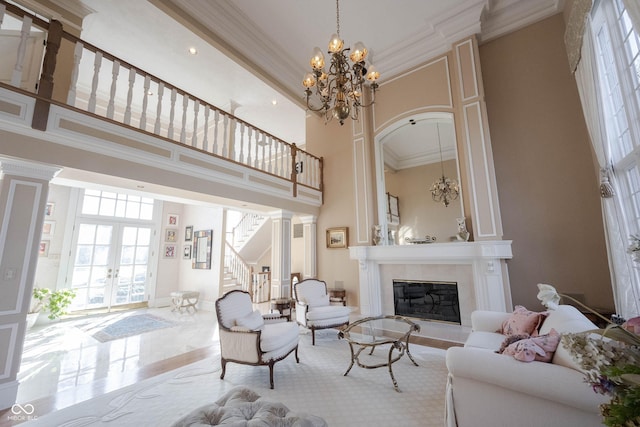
[[220, 358, 227, 380], [312, 328, 316, 346], [295, 346, 299, 363], [269, 361, 275, 389]]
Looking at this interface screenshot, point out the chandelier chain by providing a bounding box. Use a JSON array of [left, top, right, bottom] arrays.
[[336, 0, 340, 37]]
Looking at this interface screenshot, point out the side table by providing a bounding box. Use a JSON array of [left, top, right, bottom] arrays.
[[270, 298, 293, 321], [329, 289, 346, 306]]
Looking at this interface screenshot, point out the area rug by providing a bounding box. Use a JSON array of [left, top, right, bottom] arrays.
[[87, 314, 179, 343], [21, 330, 448, 426]]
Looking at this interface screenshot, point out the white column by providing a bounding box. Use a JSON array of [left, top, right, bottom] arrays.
[[270, 210, 293, 298], [0, 157, 60, 410], [299, 215, 317, 279]]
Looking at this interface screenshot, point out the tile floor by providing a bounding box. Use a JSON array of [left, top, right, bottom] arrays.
[[12, 306, 219, 418]]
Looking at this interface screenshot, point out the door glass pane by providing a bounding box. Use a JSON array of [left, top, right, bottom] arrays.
[[77, 224, 96, 244]]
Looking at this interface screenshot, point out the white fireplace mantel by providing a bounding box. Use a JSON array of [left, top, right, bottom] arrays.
[[349, 241, 513, 325]]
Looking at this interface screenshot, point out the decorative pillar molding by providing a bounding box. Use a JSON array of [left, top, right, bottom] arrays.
[[453, 36, 504, 240], [352, 92, 376, 246], [299, 215, 317, 279], [0, 157, 61, 410], [270, 210, 293, 298]]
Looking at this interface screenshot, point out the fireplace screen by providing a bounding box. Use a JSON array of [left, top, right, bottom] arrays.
[[393, 280, 460, 324]]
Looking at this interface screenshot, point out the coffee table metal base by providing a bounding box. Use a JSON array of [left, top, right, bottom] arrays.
[[339, 315, 420, 392]]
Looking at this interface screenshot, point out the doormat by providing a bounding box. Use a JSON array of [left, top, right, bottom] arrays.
[[91, 314, 178, 343]]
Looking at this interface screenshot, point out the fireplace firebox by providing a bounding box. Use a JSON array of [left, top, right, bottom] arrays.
[[393, 280, 460, 324]]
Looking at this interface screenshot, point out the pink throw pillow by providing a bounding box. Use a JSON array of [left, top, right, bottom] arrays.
[[500, 305, 548, 337], [503, 329, 561, 363]]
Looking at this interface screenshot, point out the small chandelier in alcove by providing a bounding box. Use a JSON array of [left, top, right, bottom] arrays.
[[430, 123, 459, 207]]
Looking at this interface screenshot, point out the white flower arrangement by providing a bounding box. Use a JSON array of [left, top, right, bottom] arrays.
[[537, 283, 640, 426]]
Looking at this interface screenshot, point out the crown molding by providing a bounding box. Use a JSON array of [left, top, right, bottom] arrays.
[[480, 0, 565, 43], [0, 157, 61, 181]]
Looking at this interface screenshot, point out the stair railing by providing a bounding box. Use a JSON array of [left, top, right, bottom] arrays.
[[232, 213, 265, 249], [224, 242, 252, 294]]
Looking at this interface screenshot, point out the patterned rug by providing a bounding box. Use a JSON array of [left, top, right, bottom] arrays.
[[81, 314, 179, 343], [22, 330, 448, 426]]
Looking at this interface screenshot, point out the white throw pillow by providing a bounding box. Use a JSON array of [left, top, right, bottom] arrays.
[[235, 310, 264, 330], [307, 293, 330, 307]]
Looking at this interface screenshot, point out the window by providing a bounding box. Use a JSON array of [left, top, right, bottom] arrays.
[[81, 189, 154, 220], [593, 1, 640, 232]]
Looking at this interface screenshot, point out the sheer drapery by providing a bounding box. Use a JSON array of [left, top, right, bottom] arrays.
[[622, 0, 640, 34], [574, 17, 640, 318]]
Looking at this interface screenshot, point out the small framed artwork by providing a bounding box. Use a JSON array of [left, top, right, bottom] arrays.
[[39, 240, 50, 257], [42, 220, 56, 236], [185, 225, 193, 242], [167, 213, 179, 226], [164, 244, 176, 258], [45, 202, 55, 217], [192, 229, 212, 269], [326, 227, 348, 249], [165, 228, 177, 242], [183, 244, 192, 259]]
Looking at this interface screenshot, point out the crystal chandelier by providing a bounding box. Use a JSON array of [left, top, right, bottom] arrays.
[[430, 123, 460, 207], [302, 0, 380, 125]]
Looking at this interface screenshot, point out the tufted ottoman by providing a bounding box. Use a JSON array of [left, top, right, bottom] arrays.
[[171, 387, 327, 426]]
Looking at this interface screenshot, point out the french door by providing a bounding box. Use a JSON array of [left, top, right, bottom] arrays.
[[69, 221, 153, 310]]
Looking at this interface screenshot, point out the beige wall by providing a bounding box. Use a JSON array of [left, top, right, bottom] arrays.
[[309, 13, 613, 313], [306, 113, 361, 308], [479, 14, 612, 310]]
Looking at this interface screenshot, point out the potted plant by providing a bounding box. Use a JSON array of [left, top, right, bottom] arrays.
[[28, 287, 76, 328]]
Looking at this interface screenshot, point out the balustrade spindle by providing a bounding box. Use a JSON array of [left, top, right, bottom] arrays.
[[261, 135, 266, 170], [168, 88, 177, 139], [192, 100, 199, 148], [154, 82, 164, 135], [268, 136, 273, 174], [180, 95, 188, 144], [11, 15, 32, 87], [244, 125, 251, 165], [202, 106, 210, 152], [106, 60, 119, 119], [139, 75, 151, 130], [222, 114, 229, 158], [67, 42, 83, 106], [0, 4, 5, 27], [124, 67, 135, 125], [253, 128, 259, 168], [88, 51, 102, 113], [213, 110, 220, 155]]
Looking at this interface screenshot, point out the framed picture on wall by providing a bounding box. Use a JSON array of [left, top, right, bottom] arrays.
[[39, 240, 49, 257], [45, 202, 55, 217], [185, 225, 193, 242], [42, 220, 56, 236], [167, 213, 179, 226], [165, 228, 177, 242], [326, 227, 348, 249], [163, 244, 176, 258], [183, 244, 192, 259], [192, 229, 212, 269]]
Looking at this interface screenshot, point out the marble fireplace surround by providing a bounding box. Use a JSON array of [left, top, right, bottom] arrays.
[[349, 241, 513, 328]]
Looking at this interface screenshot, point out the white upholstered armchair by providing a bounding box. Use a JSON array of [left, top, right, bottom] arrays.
[[294, 279, 350, 345], [215, 290, 299, 389]]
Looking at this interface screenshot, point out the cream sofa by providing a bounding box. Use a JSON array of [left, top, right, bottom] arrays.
[[445, 305, 608, 427]]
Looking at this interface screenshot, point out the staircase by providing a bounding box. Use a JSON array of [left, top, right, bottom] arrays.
[[223, 212, 272, 301]]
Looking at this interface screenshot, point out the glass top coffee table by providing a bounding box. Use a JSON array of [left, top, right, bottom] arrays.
[[338, 315, 420, 392]]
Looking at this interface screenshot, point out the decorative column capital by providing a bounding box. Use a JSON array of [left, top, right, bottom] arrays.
[[0, 158, 61, 182]]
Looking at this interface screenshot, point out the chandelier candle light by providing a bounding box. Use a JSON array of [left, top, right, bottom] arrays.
[[430, 123, 459, 207], [302, 0, 380, 125]]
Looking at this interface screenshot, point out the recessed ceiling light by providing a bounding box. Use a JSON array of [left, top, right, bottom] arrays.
[[188, 47, 198, 55], [272, 99, 277, 106]]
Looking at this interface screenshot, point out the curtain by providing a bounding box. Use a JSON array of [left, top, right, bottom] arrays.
[[574, 17, 640, 319], [622, 0, 640, 34]]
